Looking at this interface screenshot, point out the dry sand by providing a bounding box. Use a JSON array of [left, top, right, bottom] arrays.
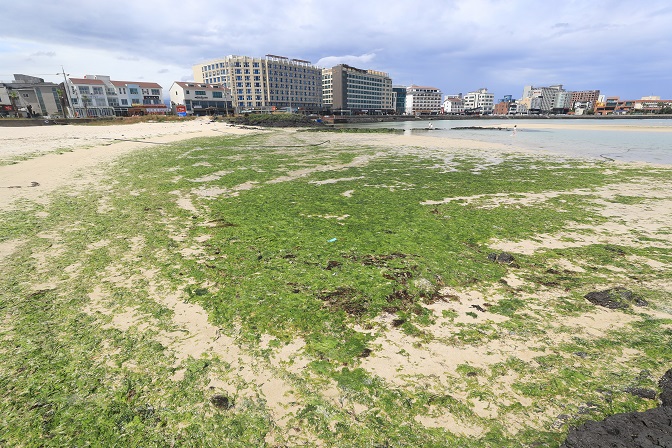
[[0, 118, 254, 210], [3, 119, 672, 440]]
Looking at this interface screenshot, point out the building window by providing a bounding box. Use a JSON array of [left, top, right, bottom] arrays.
[[195, 90, 206, 95], [212, 91, 223, 98], [78, 86, 90, 94], [129, 88, 139, 95], [121, 99, 128, 105], [93, 87, 103, 95], [151, 89, 160, 95]]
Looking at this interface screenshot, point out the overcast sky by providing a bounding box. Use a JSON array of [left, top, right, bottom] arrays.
[[1, 0, 670, 101]]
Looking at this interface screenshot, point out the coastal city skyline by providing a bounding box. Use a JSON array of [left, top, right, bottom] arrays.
[[1, 0, 671, 102]]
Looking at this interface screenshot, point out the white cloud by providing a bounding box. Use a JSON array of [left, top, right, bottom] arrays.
[[316, 53, 377, 69]]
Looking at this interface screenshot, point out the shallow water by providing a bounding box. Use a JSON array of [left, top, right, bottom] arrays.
[[339, 119, 672, 164]]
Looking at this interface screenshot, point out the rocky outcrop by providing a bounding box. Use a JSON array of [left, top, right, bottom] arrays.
[[561, 368, 672, 448]]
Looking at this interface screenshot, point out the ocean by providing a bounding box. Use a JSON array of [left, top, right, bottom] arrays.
[[338, 118, 672, 165]]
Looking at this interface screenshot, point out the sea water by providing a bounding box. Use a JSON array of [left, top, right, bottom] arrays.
[[340, 119, 672, 165]]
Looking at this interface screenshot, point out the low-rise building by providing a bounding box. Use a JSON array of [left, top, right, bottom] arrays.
[[392, 86, 407, 115], [442, 95, 464, 114], [0, 74, 63, 117], [170, 82, 233, 115], [65, 75, 168, 117], [405, 85, 442, 115], [493, 95, 514, 115], [463, 88, 494, 114]]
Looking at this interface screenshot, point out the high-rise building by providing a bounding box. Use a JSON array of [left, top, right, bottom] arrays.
[[570, 90, 600, 111], [193, 55, 323, 113], [322, 64, 393, 114], [521, 85, 565, 113], [405, 85, 443, 115]]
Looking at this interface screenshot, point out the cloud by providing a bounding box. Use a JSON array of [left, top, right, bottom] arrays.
[[30, 51, 55, 57], [316, 53, 377, 69], [0, 0, 670, 99]]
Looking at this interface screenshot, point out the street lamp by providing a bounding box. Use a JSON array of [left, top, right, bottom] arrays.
[[60, 66, 74, 118]]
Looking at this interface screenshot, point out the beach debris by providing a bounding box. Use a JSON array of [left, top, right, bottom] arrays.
[[327, 238, 338, 243], [210, 394, 234, 410], [584, 287, 648, 309], [470, 304, 487, 312], [325, 260, 341, 270], [318, 287, 369, 316], [488, 252, 516, 264]]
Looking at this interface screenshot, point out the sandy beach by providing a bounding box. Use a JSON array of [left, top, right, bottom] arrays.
[[2, 119, 671, 445]]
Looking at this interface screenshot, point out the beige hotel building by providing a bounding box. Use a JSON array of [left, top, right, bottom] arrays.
[[193, 55, 323, 113]]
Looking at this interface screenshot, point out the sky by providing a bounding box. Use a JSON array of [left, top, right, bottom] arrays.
[[1, 0, 671, 102]]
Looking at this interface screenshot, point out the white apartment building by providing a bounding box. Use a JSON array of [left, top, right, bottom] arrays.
[[405, 85, 442, 115], [442, 95, 464, 114], [322, 64, 393, 114], [193, 54, 323, 112], [463, 88, 494, 114], [66, 75, 167, 117], [170, 82, 233, 115]]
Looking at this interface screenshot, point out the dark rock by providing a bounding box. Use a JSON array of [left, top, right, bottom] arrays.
[[659, 368, 672, 406], [561, 406, 672, 448], [210, 394, 234, 409], [560, 368, 672, 448], [488, 252, 516, 264], [359, 348, 372, 358], [584, 287, 647, 309], [624, 387, 657, 400]]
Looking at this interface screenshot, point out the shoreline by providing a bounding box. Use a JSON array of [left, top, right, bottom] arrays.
[[3, 119, 670, 211]]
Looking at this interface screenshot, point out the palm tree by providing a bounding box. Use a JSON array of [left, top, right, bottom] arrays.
[[8, 90, 19, 117], [81, 94, 90, 118], [56, 88, 68, 118]]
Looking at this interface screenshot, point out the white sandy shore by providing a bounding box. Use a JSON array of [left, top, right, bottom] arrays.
[[0, 118, 255, 210]]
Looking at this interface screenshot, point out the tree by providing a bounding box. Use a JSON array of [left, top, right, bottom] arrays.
[[81, 94, 90, 118], [8, 90, 19, 116], [56, 88, 68, 118]]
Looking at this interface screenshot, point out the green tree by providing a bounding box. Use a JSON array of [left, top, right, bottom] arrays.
[[8, 90, 19, 116], [81, 94, 90, 118]]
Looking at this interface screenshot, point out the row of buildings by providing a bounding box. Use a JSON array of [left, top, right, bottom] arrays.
[[0, 74, 169, 118], [186, 55, 444, 116], [2, 54, 671, 118]]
